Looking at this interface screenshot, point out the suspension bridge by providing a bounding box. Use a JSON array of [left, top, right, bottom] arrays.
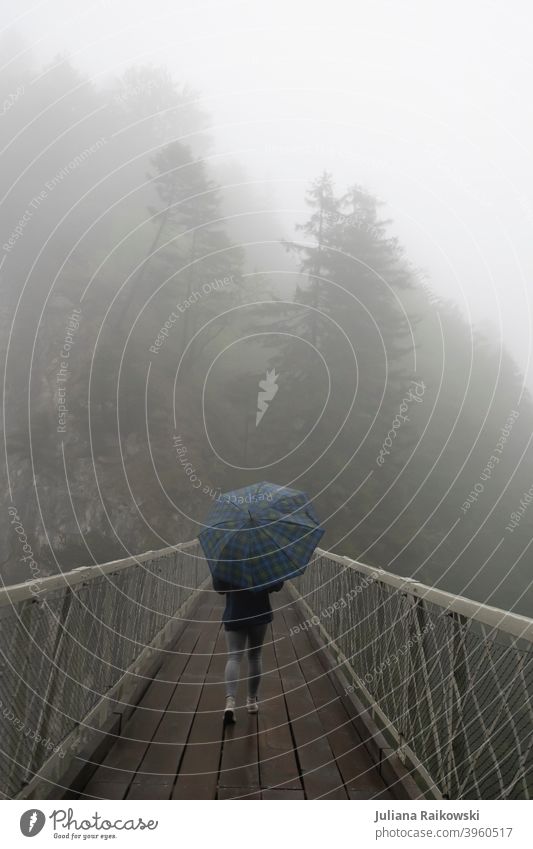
[[1, 540, 532, 800]]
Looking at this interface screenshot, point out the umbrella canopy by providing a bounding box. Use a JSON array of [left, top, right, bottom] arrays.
[[198, 481, 324, 591]]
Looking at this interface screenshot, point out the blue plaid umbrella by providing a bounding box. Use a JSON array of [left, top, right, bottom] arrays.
[[198, 481, 324, 591]]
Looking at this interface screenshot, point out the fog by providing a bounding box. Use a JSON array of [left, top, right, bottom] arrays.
[[8, 0, 533, 384], [2, 0, 533, 615]]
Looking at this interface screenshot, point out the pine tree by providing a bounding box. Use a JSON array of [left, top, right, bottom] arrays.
[[258, 174, 420, 538], [284, 171, 340, 347]]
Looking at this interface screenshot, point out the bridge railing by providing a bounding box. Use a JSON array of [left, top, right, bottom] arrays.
[[3, 538, 533, 800], [0, 540, 208, 799], [288, 547, 533, 800]]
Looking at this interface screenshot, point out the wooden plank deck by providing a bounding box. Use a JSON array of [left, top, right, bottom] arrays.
[[75, 590, 393, 800]]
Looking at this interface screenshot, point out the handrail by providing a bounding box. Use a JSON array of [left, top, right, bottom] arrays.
[[314, 547, 533, 642], [0, 539, 200, 607], [4, 539, 531, 640], [290, 546, 533, 799], [0, 539, 208, 800]]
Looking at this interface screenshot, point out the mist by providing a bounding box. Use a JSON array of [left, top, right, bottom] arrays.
[[2, 0, 533, 617]]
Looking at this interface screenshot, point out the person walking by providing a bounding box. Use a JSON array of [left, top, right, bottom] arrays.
[[213, 576, 284, 725], [199, 483, 324, 724]]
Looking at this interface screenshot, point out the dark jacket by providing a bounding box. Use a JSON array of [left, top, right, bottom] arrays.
[[212, 576, 284, 630]]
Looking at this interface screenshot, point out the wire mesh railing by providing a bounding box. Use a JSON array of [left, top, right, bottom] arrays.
[[0, 540, 208, 799], [289, 547, 533, 800], [2, 537, 533, 800]]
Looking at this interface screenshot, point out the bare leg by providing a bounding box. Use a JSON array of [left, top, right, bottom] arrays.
[[224, 628, 247, 699], [246, 623, 268, 699]]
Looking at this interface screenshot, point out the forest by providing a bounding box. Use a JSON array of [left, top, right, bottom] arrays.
[[2, 44, 533, 616]]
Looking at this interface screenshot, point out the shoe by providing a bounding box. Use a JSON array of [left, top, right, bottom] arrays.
[[246, 696, 259, 714], [223, 696, 236, 725]]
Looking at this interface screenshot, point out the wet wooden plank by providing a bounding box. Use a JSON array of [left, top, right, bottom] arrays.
[[172, 614, 227, 799], [218, 785, 262, 800], [79, 780, 133, 800], [82, 603, 213, 798], [282, 606, 392, 799], [262, 788, 305, 799], [272, 602, 348, 799], [217, 609, 265, 792], [348, 788, 391, 799], [218, 710, 259, 791], [257, 624, 303, 792], [76, 587, 398, 802], [127, 613, 220, 798]]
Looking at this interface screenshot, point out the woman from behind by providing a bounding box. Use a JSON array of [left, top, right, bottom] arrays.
[[213, 575, 284, 724]]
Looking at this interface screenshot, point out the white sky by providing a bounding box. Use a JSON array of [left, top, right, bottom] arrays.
[[4, 0, 533, 385]]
